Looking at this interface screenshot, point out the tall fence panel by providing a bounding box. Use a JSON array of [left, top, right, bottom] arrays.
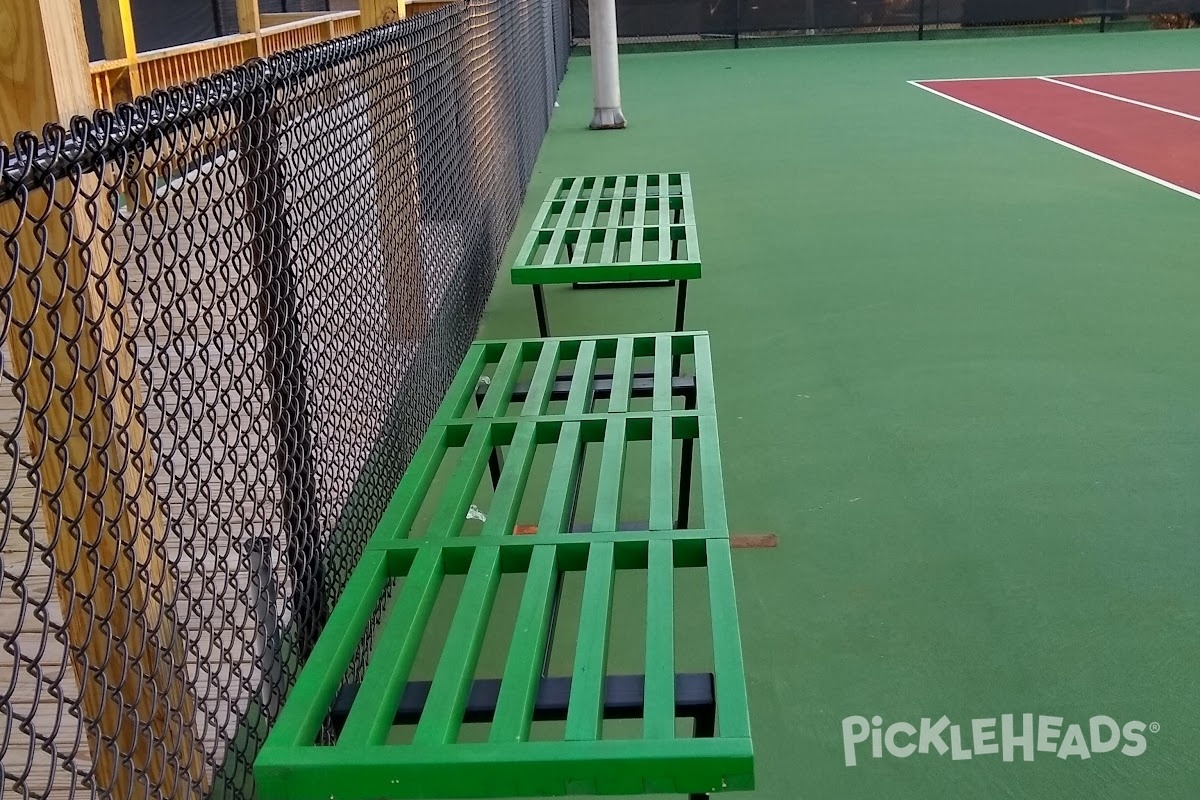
[[571, 0, 1200, 43], [0, 1, 569, 798]]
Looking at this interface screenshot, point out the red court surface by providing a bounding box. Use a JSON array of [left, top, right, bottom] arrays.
[[911, 69, 1200, 200]]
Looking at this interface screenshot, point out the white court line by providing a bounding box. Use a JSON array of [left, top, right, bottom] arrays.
[[907, 79, 1200, 203], [1038, 75, 1200, 123], [913, 66, 1200, 83]]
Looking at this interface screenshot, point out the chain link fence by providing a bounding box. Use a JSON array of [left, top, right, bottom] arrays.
[[572, 0, 1200, 45], [0, 0, 568, 797]]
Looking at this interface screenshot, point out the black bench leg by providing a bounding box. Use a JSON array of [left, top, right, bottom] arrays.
[[533, 284, 550, 338]]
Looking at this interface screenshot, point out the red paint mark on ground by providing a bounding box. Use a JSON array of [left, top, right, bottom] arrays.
[[918, 73, 1200, 196], [730, 533, 778, 549]]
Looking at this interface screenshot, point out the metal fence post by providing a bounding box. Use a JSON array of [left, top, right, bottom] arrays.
[[238, 71, 328, 672]]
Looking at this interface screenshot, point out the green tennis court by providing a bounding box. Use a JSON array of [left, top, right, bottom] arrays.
[[479, 29, 1200, 800]]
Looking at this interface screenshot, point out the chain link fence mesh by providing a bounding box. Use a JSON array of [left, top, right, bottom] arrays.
[[571, 0, 1200, 44], [0, 0, 568, 797]]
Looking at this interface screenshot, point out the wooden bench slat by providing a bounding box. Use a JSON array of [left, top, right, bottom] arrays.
[[489, 544, 557, 743], [413, 547, 502, 745], [591, 418, 627, 532], [649, 415, 675, 531], [538, 420, 584, 536], [564, 542, 615, 742], [706, 540, 752, 741], [426, 425, 492, 540], [520, 342, 561, 418], [653, 334, 674, 412], [478, 342, 525, 417], [643, 539, 676, 740], [267, 553, 389, 749], [339, 548, 444, 747], [375, 426, 450, 538], [608, 336, 635, 414], [431, 344, 491, 425], [565, 340, 597, 415], [698, 415, 728, 532], [482, 420, 540, 536]]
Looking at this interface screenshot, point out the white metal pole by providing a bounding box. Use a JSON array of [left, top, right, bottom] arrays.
[[588, 0, 625, 129]]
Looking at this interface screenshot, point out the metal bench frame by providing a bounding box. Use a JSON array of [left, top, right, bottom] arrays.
[[511, 174, 701, 337], [256, 332, 752, 800]]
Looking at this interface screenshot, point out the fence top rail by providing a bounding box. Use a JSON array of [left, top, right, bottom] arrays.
[[137, 33, 257, 63], [261, 10, 362, 35]]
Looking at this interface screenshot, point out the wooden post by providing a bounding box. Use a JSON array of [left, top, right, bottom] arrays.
[[97, 0, 142, 97], [237, 0, 264, 57], [0, 1, 207, 797], [360, 0, 406, 28]]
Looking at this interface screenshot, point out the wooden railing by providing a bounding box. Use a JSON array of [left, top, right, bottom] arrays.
[[87, 11, 362, 108]]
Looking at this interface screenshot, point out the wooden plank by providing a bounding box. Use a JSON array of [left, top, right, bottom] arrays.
[[489, 544, 557, 742], [0, 0, 94, 143], [360, 0, 407, 27], [642, 539, 675, 738], [96, 0, 141, 95], [235, 0, 261, 33], [564, 543, 615, 741]]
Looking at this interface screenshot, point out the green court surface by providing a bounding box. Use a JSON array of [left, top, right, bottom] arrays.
[[477, 30, 1200, 800]]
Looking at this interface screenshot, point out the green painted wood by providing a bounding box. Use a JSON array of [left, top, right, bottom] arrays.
[[511, 172, 700, 285], [431, 344, 492, 425], [653, 334, 673, 412], [426, 424, 494, 540], [481, 420, 539, 537], [489, 545, 558, 743], [643, 539, 675, 739], [565, 542, 616, 741], [371, 427, 450, 541], [698, 415, 728, 532], [694, 333, 715, 414], [591, 418, 627, 532], [477, 342, 524, 418], [255, 331, 754, 800], [649, 415, 674, 530], [522, 342, 561, 417], [413, 546, 503, 745], [565, 340, 596, 414], [337, 549, 444, 746], [539, 420, 584, 535], [706, 539, 752, 740], [256, 738, 754, 800], [608, 336, 635, 415], [263, 554, 388, 748], [369, 528, 724, 553]]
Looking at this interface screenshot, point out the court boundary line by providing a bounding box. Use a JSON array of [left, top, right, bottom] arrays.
[[907, 79, 1200, 203], [911, 66, 1200, 83], [1037, 75, 1200, 123]]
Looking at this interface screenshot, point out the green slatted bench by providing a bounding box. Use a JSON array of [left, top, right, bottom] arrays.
[[512, 173, 700, 337], [255, 332, 753, 800]]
